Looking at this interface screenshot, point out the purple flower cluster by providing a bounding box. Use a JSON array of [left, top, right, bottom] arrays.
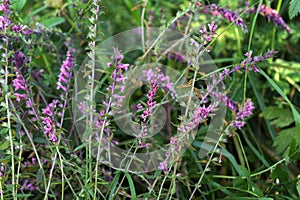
[[249, 4, 291, 33], [210, 49, 276, 89], [212, 92, 237, 112], [200, 21, 218, 43], [57, 50, 74, 92], [0, 0, 10, 30], [143, 68, 176, 98], [159, 104, 215, 173], [25, 99, 39, 122], [133, 68, 178, 148], [178, 104, 215, 133], [236, 99, 254, 119], [236, 49, 277, 72], [11, 24, 33, 35], [231, 99, 255, 129], [201, 4, 248, 32], [107, 48, 129, 110], [12, 51, 28, 102], [158, 161, 168, 173], [137, 79, 159, 148], [191, 21, 218, 52], [0, 0, 32, 34], [12, 73, 27, 101], [141, 81, 158, 123], [41, 100, 59, 142], [19, 178, 38, 191]]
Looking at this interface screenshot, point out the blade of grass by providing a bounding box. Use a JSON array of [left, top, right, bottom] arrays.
[[125, 172, 136, 200], [108, 172, 121, 200], [241, 129, 270, 167], [249, 73, 276, 141]]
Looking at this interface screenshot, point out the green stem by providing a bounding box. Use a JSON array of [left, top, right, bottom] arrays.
[[243, 0, 263, 101], [4, 37, 16, 200], [271, 0, 282, 50], [233, 134, 245, 167]]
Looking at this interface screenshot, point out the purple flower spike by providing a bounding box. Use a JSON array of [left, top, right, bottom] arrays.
[[12, 51, 28, 102], [57, 50, 74, 92], [249, 4, 291, 33], [0, 0, 10, 30], [41, 100, 59, 142], [158, 161, 169, 173], [203, 4, 248, 32], [236, 99, 255, 119], [231, 121, 246, 129]]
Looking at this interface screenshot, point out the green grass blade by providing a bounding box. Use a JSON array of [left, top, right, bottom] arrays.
[[109, 172, 121, 200], [249, 73, 276, 141], [125, 172, 137, 200]]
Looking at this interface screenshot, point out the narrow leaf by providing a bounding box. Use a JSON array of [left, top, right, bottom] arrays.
[[125, 172, 136, 200], [40, 17, 65, 28]]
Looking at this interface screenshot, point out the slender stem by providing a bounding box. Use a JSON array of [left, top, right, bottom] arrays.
[[45, 153, 57, 200], [0, 178, 3, 200], [271, 0, 283, 50], [90, 2, 101, 198], [4, 37, 16, 200], [243, 0, 263, 101], [15, 137, 23, 198], [236, 133, 250, 171], [141, 0, 149, 53], [189, 133, 224, 200], [58, 149, 65, 200], [233, 134, 245, 167], [10, 100, 47, 192]]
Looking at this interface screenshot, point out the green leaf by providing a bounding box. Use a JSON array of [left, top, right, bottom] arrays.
[[10, 0, 27, 11], [125, 172, 136, 200], [289, 0, 300, 19], [40, 17, 65, 28], [109, 172, 121, 200], [271, 165, 288, 182], [37, 168, 43, 185], [16, 194, 33, 198], [262, 107, 294, 128], [0, 141, 10, 150], [297, 180, 300, 197], [273, 128, 296, 154], [34, 137, 48, 144]]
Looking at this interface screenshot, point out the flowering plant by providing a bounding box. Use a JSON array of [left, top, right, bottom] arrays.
[[0, 0, 299, 199]]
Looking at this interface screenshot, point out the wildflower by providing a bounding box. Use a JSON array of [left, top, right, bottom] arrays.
[[143, 68, 176, 98], [0, 0, 10, 30], [249, 4, 290, 33], [57, 50, 74, 92], [236, 99, 254, 119], [11, 24, 33, 35], [158, 161, 169, 173], [200, 21, 218, 42], [203, 4, 248, 32], [212, 92, 238, 112], [237, 49, 277, 72], [230, 99, 254, 129], [19, 179, 38, 191], [41, 116, 57, 142], [41, 100, 59, 142], [12, 52, 28, 102], [231, 120, 246, 129]]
